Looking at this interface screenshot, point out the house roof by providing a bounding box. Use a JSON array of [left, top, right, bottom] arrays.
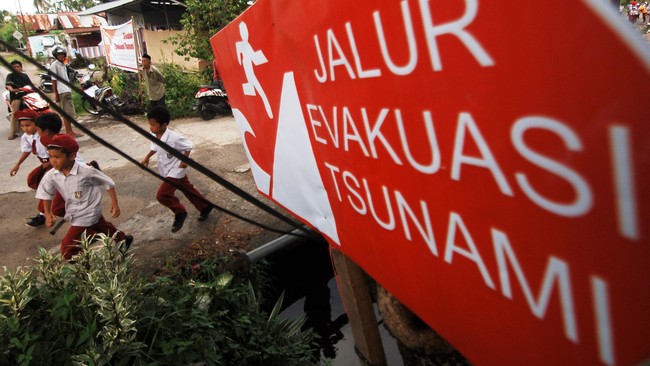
[[78, 0, 186, 16], [57, 13, 108, 30], [78, 0, 143, 15], [17, 14, 56, 31], [17, 13, 107, 32]]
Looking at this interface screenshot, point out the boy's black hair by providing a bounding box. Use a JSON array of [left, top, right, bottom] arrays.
[[147, 106, 171, 125], [10, 60, 22, 67], [142, 54, 151, 61], [35, 113, 63, 133]]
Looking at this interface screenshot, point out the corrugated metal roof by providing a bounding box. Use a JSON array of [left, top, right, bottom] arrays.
[[17, 13, 107, 31], [78, 0, 141, 15], [17, 14, 55, 31], [57, 13, 108, 29]]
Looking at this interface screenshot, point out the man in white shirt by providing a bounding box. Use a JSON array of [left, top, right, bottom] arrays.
[[50, 46, 81, 138]]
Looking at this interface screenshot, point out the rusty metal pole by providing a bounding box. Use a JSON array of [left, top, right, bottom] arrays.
[[16, 0, 32, 56], [132, 16, 144, 105]]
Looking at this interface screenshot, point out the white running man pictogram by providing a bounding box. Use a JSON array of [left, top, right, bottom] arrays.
[[236, 22, 273, 119]]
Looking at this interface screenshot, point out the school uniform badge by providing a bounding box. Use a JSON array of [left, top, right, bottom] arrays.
[[167, 153, 172, 159], [75, 191, 83, 199]]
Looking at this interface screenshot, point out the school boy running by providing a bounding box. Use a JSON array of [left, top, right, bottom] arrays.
[[36, 134, 133, 260], [9, 109, 50, 227], [33, 113, 90, 222], [35, 113, 71, 150], [141, 106, 212, 232], [35, 113, 98, 168]]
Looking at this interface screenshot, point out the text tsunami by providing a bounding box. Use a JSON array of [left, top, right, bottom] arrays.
[[305, 1, 640, 365]]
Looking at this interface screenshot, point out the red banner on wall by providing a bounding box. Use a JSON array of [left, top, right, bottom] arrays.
[[211, 1, 650, 365]]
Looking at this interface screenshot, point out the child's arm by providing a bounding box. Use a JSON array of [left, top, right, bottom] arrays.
[[107, 187, 121, 218], [179, 150, 191, 169], [42, 199, 56, 227], [10, 152, 30, 176], [141, 150, 155, 167]]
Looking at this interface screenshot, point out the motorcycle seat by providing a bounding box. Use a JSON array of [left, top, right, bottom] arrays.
[[199, 85, 224, 90]]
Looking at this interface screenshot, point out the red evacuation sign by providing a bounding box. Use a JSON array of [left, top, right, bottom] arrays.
[[211, 1, 650, 365]]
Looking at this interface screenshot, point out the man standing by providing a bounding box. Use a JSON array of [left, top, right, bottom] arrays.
[[50, 46, 81, 138], [4, 60, 32, 140], [141, 54, 166, 111]]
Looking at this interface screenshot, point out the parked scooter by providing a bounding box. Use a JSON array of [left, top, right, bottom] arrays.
[[80, 64, 124, 115], [38, 63, 81, 93], [193, 84, 231, 121], [38, 72, 53, 93], [3, 85, 53, 116]]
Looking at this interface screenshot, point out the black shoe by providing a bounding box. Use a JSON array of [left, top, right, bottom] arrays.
[[119, 235, 133, 256], [89, 160, 101, 171], [123, 235, 133, 250], [26, 213, 46, 227], [197, 206, 213, 221], [171, 212, 188, 233]]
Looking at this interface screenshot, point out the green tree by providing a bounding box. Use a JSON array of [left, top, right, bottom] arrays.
[[32, 0, 51, 13], [0, 14, 21, 51], [56, 0, 99, 11], [167, 0, 250, 61]]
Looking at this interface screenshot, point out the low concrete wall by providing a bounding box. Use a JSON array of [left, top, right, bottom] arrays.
[[142, 29, 201, 70]]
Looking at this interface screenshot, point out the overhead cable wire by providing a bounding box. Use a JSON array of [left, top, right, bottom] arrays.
[[0, 45, 320, 240]]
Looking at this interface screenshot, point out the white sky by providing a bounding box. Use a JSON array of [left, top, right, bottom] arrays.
[[0, 0, 38, 15]]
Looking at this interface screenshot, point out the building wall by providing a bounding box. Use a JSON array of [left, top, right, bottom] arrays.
[[141, 29, 201, 70], [106, 13, 145, 28], [72, 33, 102, 49]]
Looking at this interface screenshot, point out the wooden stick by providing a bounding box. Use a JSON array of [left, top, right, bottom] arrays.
[[49, 219, 65, 235], [331, 248, 387, 366]]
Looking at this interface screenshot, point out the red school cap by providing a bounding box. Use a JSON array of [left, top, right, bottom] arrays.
[[48, 134, 79, 154], [14, 109, 39, 121]]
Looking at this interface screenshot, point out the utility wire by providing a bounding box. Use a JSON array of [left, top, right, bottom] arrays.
[[0, 44, 320, 240]]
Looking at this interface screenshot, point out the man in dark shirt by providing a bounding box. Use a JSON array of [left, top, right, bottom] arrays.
[[5, 60, 33, 140]]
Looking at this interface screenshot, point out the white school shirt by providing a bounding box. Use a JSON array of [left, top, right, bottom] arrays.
[[20, 133, 49, 160], [150, 128, 193, 179], [36, 162, 115, 227]]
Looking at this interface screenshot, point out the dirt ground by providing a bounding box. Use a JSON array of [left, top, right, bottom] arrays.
[[0, 111, 296, 274]]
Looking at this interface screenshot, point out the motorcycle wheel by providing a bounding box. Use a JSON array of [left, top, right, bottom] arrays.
[[215, 100, 232, 116], [40, 83, 52, 94], [199, 105, 217, 121], [82, 97, 102, 115]]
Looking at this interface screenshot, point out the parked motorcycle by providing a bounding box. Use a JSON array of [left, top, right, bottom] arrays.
[[38, 72, 53, 93], [39, 64, 81, 94], [194, 84, 231, 121], [3, 85, 53, 116], [80, 65, 124, 115]]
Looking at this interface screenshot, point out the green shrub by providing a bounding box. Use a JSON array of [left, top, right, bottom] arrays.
[[157, 63, 207, 119], [0, 235, 317, 365], [107, 68, 145, 116], [102, 62, 207, 118]]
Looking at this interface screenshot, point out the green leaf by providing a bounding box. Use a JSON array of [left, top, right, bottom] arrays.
[[216, 272, 233, 288], [268, 291, 285, 324]]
